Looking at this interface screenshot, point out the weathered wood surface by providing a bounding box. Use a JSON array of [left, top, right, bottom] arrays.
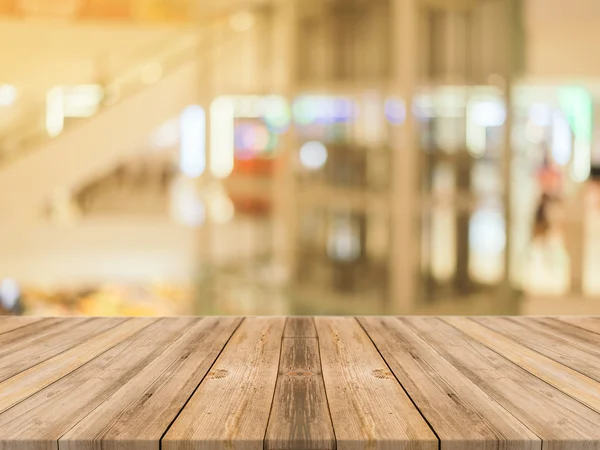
[[0, 316, 600, 450]]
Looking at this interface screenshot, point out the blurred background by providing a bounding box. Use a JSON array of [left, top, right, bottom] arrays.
[[0, 0, 599, 316]]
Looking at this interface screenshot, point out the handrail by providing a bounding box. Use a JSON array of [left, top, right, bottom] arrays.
[[0, 31, 203, 167], [0, 3, 270, 169]]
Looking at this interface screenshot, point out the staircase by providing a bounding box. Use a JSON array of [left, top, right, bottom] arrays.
[[0, 35, 202, 224]]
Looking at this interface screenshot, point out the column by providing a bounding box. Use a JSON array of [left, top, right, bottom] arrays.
[[389, 0, 420, 313], [271, 0, 298, 285]]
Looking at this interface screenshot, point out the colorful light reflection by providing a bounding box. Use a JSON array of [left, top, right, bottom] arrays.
[[293, 96, 357, 125], [384, 97, 406, 126]]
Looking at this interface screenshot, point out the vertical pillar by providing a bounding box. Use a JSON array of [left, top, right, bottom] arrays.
[[271, 0, 298, 284], [501, 0, 520, 299], [192, 7, 217, 313], [389, 0, 420, 313], [565, 188, 585, 296]]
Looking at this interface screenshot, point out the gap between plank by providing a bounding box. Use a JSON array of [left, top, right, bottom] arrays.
[[0, 317, 46, 337], [446, 317, 600, 420], [0, 317, 148, 414], [54, 317, 228, 447], [314, 317, 337, 450], [157, 317, 246, 450], [396, 317, 543, 446], [262, 317, 287, 450], [355, 317, 441, 450]]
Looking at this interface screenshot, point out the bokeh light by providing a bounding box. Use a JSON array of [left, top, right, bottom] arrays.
[[299, 141, 328, 170]]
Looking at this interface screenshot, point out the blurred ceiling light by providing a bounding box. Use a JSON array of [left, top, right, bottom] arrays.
[[469, 209, 506, 255], [470, 101, 506, 127], [0, 84, 18, 107], [210, 97, 235, 178], [229, 11, 254, 32], [551, 112, 572, 166], [411, 95, 434, 120], [180, 106, 206, 177], [299, 141, 328, 170], [261, 96, 291, 133], [141, 63, 163, 85], [62, 84, 104, 117], [466, 103, 486, 157], [384, 97, 406, 126], [293, 96, 356, 125], [46, 86, 65, 137], [46, 84, 103, 137]]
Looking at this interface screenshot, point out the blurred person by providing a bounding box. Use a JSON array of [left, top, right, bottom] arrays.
[[531, 149, 566, 270], [0, 279, 24, 315]]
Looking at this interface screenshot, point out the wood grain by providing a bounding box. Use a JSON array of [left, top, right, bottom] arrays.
[[162, 317, 285, 450], [60, 317, 241, 450], [284, 317, 317, 338], [406, 316, 600, 448], [1, 316, 600, 450], [444, 316, 600, 414], [315, 317, 438, 450], [0, 317, 154, 414], [0, 317, 67, 352], [474, 316, 600, 383], [517, 317, 600, 353], [265, 318, 335, 450], [555, 316, 600, 335], [0, 318, 192, 450], [359, 316, 540, 450], [0, 316, 44, 335], [0, 317, 124, 382]]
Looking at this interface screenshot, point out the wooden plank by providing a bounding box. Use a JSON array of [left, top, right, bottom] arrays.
[[265, 318, 335, 450], [284, 317, 317, 338], [315, 317, 438, 450], [524, 317, 600, 353], [0, 316, 45, 335], [0, 317, 67, 349], [59, 317, 241, 450], [358, 316, 540, 450], [0, 318, 197, 450], [555, 316, 600, 335], [474, 316, 600, 383], [0, 317, 155, 414], [0, 317, 125, 382], [443, 316, 600, 414], [404, 317, 600, 448], [162, 317, 285, 450]]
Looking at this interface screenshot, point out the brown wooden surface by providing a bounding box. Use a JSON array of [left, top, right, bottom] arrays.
[[1, 316, 600, 449], [265, 318, 334, 450]]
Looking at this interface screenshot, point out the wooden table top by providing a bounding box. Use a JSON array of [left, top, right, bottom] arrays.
[[1, 316, 600, 450]]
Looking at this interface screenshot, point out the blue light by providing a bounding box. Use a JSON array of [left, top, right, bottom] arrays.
[[385, 97, 406, 126]]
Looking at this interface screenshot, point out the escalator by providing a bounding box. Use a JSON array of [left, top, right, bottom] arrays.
[[0, 35, 202, 224]]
